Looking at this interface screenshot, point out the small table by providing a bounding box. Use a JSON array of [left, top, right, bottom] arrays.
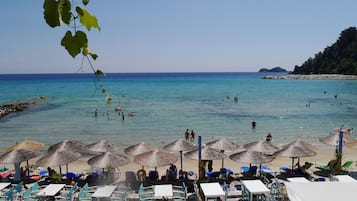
[[241, 180, 269, 201], [200, 182, 225, 201], [154, 184, 173, 199], [92, 185, 117, 198], [287, 177, 310, 182], [37, 184, 65, 200]]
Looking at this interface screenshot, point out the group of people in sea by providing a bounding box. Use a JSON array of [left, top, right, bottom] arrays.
[[94, 108, 136, 121], [184, 129, 196, 142]]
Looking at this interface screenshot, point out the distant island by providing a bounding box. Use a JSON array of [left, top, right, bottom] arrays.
[[291, 27, 357, 75], [259, 67, 287, 73]]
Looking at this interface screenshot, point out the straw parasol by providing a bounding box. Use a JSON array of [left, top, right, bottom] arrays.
[[48, 140, 86, 153], [7, 140, 44, 152], [243, 140, 280, 155], [134, 149, 178, 170], [87, 152, 130, 169], [184, 146, 226, 160], [124, 142, 157, 156], [206, 138, 240, 168], [229, 149, 274, 164], [206, 138, 240, 151], [0, 149, 39, 179], [319, 133, 357, 146], [163, 139, 196, 174], [274, 139, 317, 170], [345, 141, 357, 150], [0, 149, 38, 164], [86, 140, 120, 153], [230, 149, 274, 176], [36, 150, 81, 175]]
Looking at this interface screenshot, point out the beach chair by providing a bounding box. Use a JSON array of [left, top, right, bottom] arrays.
[[23, 188, 38, 201], [138, 183, 153, 201], [77, 188, 92, 201], [0, 187, 14, 201]]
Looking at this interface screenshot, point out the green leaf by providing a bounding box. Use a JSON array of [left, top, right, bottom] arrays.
[[95, 69, 105, 76], [43, 0, 61, 27], [59, 0, 72, 25], [61, 31, 88, 58], [82, 0, 90, 6], [82, 47, 98, 60], [76, 6, 101, 31], [43, 0, 72, 27]]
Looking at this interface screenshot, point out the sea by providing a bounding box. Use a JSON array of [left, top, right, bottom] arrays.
[[0, 72, 356, 151]]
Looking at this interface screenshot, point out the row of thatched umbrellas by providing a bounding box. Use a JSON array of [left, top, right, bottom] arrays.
[[1, 131, 356, 181]]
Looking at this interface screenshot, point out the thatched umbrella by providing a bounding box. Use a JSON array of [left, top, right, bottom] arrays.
[[134, 149, 178, 170], [184, 146, 226, 160], [319, 133, 357, 146], [274, 139, 317, 171], [206, 138, 240, 167], [7, 140, 44, 152], [0, 149, 39, 179], [48, 140, 86, 153], [36, 150, 81, 175], [163, 139, 196, 174], [230, 149, 274, 176], [243, 140, 280, 155], [124, 142, 157, 156], [88, 152, 130, 173], [345, 141, 357, 150], [86, 140, 119, 153], [230, 149, 274, 164]]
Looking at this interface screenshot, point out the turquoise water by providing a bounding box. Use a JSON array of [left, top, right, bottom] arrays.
[[0, 72, 356, 150]]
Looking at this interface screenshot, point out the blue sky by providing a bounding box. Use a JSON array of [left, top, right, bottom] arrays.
[[1, 0, 357, 73]]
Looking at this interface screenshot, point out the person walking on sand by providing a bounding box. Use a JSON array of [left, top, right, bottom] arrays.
[[190, 130, 195, 142], [185, 129, 190, 141]]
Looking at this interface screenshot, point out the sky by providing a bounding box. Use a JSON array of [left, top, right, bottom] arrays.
[[1, 0, 357, 73]]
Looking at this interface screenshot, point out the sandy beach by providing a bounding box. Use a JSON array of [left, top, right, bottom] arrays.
[[6, 143, 356, 183]]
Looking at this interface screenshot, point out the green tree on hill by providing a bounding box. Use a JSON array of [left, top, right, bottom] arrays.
[[292, 27, 357, 75]]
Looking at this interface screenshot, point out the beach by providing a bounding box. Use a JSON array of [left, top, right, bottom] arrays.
[[5, 141, 355, 183], [0, 73, 356, 183]]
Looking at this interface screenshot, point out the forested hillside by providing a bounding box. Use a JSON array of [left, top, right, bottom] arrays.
[[292, 27, 357, 75]]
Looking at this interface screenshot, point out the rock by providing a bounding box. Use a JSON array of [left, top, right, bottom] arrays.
[[0, 97, 47, 119]]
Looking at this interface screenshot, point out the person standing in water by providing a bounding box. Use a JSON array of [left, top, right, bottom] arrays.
[[251, 119, 256, 128]]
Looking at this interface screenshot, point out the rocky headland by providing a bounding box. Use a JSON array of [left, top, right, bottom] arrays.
[[0, 96, 47, 119], [262, 74, 357, 80]]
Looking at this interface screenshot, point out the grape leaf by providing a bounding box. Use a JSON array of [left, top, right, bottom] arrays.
[[82, 47, 98, 60], [61, 31, 88, 58], [43, 0, 72, 27], [59, 0, 72, 25], [43, 0, 61, 27], [76, 6, 101, 31], [82, 0, 90, 6], [95, 69, 105, 76]]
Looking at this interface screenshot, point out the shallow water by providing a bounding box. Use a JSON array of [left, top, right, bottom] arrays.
[[0, 72, 356, 150]]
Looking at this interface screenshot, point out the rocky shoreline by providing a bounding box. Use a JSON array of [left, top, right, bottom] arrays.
[[0, 96, 47, 119], [262, 74, 357, 80]]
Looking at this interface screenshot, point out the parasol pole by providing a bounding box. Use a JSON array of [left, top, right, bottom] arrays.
[[180, 150, 183, 177], [198, 136, 203, 180], [338, 130, 343, 154], [221, 150, 224, 168]]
